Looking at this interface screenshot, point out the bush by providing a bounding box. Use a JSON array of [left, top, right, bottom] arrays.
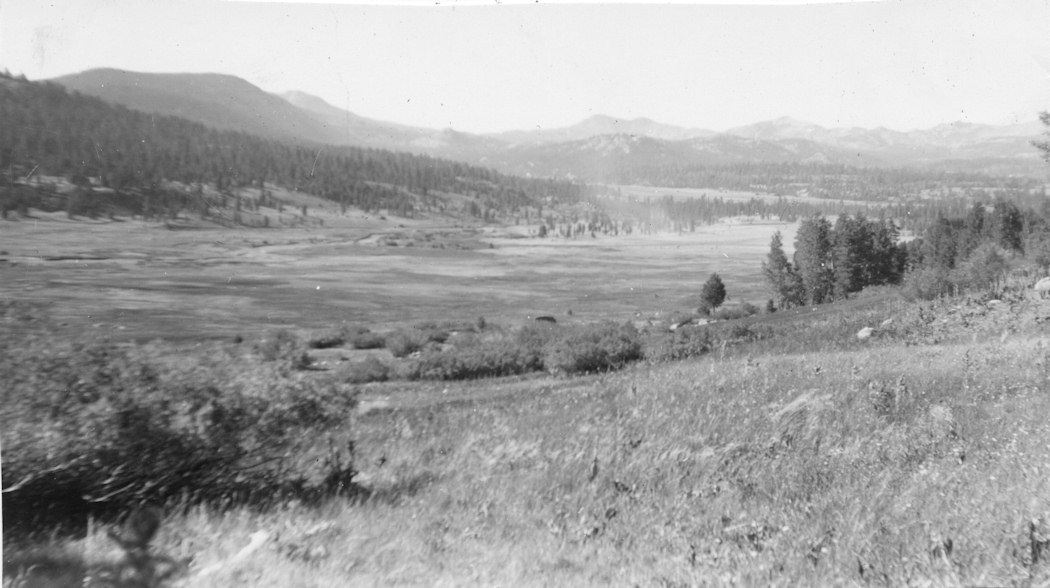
[[417, 339, 543, 380], [0, 336, 358, 533], [385, 329, 429, 358], [712, 304, 760, 321], [956, 243, 1009, 294], [651, 326, 714, 361], [902, 266, 955, 301], [349, 330, 385, 350], [254, 329, 311, 370], [308, 333, 346, 349], [514, 323, 561, 359], [345, 355, 390, 384], [719, 323, 771, 342], [543, 322, 643, 375]]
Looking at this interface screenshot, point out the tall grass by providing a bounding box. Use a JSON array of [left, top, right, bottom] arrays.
[[6, 294, 1050, 585], [0, 321, 359, 537]]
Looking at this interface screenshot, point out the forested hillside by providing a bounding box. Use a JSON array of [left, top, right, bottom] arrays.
[[0, 73, 584, 222]]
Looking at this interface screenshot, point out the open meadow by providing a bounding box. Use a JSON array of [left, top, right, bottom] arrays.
[[0, 213, 796, 343]]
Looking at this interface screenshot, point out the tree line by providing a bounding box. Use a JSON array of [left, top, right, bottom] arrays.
[[763, 215, 906, 308], [764, 196, 1050, 307]]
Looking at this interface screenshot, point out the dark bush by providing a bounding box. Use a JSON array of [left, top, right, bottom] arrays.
[[308, 333, 345, 349], [349, 330, 385, 350], [543, 322, 643, 375], [345, 355, 390, 384]]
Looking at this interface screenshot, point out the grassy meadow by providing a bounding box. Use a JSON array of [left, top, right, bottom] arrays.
[[0, 214, 794, 342], [5, 212, 1050, 586]]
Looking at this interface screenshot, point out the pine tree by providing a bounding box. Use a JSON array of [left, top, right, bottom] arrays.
[[832, 215, 861, 299], [700, 273, 727, 313], [990, 200, 1024, 252], [868, 219, 904, 285], [794, 216, 834, 305], [762, 231, 804, 309]]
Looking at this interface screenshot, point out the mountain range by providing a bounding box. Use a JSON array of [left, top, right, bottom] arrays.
[[52, 69, 1047, 179]]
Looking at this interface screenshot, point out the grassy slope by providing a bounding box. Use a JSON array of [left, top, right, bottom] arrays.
[[9, 292, 1050, 586]]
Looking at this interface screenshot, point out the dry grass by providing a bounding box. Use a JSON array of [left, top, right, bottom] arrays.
[[11, 326, 1047, 586]]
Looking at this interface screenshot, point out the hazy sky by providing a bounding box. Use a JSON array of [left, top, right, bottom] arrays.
[[2, 0, 1049, 133]]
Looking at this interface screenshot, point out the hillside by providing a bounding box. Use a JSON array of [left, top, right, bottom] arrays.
[[0, 73, 585, 224], [53, 69, 344, 144]]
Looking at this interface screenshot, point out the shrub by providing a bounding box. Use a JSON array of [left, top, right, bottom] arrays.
[[385, 329, 429, 358], [309, 324, 376, 349], [345, 355, 390, 384], [515, 323, 561, 359], [349, 330, 385, 350], [0, 336, 358, 533], [902, 266, 955, 301], [712, 305, 759, 321], [308, 333, 345, 349], [543, 322, 643, 375], [651, 326, 714, 361], [719, 323, 771, 342], [956, 243, 1009, 294], [253, 329, 311, 370], [417, 339, 543, 380]]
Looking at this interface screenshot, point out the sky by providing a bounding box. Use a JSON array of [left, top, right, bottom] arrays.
[[2, 0, 1049, 134]]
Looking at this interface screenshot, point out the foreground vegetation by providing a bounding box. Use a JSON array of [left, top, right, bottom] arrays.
[[6, 274, 1050, 585]]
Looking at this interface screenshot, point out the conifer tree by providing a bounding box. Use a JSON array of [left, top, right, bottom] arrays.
[[700, 273, 727, 313], [762, 231, 804, 309], [794, 216, 834, 305]]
